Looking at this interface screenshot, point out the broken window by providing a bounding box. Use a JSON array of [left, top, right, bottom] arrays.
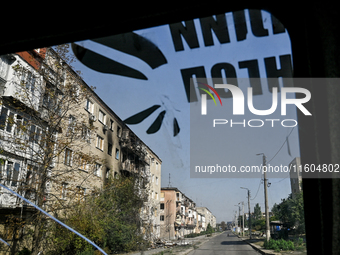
[[115, 148, 120, 160]]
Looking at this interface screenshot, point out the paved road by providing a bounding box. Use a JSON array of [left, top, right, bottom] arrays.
[[187, 231, 259, 255]]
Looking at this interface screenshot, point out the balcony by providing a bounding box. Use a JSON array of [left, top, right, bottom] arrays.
[[119, 129, 148, 163], [189, 204, 196, 210], [41, 67, 66, 96], [183, 201, 189, 207], [186, 223, 196, 229], [120, 160, 135, 172]]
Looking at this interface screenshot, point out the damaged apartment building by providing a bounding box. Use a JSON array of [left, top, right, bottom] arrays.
[[160, 187, 197, 239], [159, 187, 217, 240], [0, 47, 162, 245]]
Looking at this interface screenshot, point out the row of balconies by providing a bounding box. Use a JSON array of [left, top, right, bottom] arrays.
[[175, 197, 195, 208], [119, 130, 148, 159]]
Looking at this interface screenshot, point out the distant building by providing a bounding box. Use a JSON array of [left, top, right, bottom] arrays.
[[196, 207, 216, 229], [198, 212, 205, 232], [289, 157, 302, 198], [261, 212, 273, 218], [159, 187, 198, 240]]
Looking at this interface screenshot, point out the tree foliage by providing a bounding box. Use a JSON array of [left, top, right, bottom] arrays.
[[253, 203, 262, 220], [47, 175, 148, 254], [273, 192, 305, 235], [0, 46, 153, 255], [220, 221, 226, 231], [206, 223, 214, 234], [0, 46, 101, 254], [264, 238, 295, 252]]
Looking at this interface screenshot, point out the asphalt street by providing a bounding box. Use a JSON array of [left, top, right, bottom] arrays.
[[187, 231, 259, 255]]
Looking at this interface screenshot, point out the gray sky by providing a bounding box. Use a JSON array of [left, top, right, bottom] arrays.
[[70, 9, 298, 223]]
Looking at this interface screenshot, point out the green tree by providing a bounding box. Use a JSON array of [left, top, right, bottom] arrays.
[[276, 193, 305, 235], [0, 46, 99, 254], [48, 175, 148, 254], [253, 218, 265, 231], [271, 203, 279, 217], [288, 192, 305, 234], [253, 203, 262, 220], [206, 223, 214, 234], [270, 203, 279, 221], [220, 221, 226, 231]]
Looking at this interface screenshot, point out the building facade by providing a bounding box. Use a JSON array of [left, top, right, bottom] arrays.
[[196, 207, 217, 229], [159, 187, 199, 240], [289, 157, 302, 198], [0, 48, 162, 246]]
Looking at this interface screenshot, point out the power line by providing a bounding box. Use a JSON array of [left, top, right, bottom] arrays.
[[251, 178, 263, 201], [267, 127, 295, 164], [249, 128, 296, 211], [272, 173, 290, 183]]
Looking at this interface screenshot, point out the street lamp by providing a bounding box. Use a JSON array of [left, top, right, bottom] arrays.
[[257, 153, 271, 241], [241, 187, 252, 239]]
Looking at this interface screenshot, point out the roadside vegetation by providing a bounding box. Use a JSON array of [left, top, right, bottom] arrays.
[[184, 223, 215, 238], [46, 175, 148, 255], [11, 175, 149, 255], [263, 237, 305, 253]]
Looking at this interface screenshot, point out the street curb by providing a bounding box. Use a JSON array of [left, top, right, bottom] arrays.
[[243, 240, 279, 255], [235, 235, 279, 255]]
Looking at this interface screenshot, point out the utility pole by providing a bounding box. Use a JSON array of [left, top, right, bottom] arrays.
[[241, 187, 252, 239], [257, 153, 270, 241], [247, 190, 252, 239], [240, 202, 244, 237], [238, 206, 241, 234], [234, 210, 238, 231], [234, 205, 240, 234]]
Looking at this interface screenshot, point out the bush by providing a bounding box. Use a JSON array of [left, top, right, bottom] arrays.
[[206, 223, 214, 234], [272, 244, 280, 252], [287, 241, 295, 250], [296, 237, 303, 246], [77, 251, 94, 255], [263, 239, 295, 251], [185, 233, 200, 238], [47, 176, 147, 254]]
